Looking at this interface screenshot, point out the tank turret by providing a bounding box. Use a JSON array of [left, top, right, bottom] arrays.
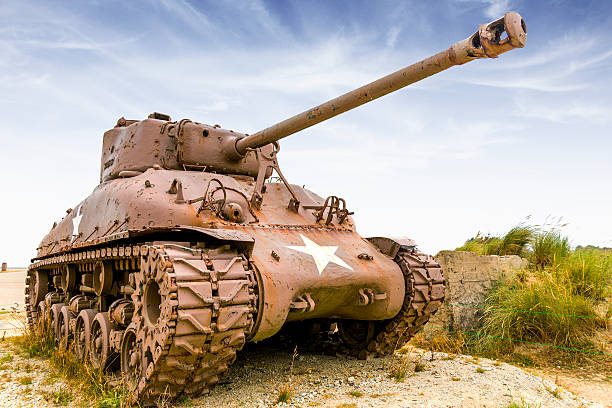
[[26, 12, 526, 404]]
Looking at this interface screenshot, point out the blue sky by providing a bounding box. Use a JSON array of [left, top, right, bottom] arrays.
[[1, 0, 611, 266]]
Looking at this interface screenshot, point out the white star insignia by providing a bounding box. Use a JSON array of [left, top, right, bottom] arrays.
[[72, 205, 83, 236], [286, 234, 353, 275]]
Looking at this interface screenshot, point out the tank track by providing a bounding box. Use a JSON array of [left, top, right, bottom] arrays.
[[339, 249, 445, 358], [25, 243, 258, 403]]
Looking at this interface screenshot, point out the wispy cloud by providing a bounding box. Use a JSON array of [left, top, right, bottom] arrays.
[[514, 97, 611, 124], [156, 0, 212, 31], [453, 0, 515, 19], [482, 0, 514, 19], [386, 26, 402, 49]]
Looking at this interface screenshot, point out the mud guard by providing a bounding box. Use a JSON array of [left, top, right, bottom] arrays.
[[366, 236, 417, 259]]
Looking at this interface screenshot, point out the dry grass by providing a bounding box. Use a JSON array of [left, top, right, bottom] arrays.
[[9, 328, 134, 408]]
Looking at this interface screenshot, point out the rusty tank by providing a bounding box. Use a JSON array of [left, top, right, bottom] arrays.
[[26, 12, 526, 402]]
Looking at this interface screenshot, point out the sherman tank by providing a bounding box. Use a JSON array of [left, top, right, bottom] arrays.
[[26, 12, 526, 402]]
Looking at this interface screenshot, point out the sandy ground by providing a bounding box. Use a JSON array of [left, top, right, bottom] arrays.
[[0, 270, 26, 311]]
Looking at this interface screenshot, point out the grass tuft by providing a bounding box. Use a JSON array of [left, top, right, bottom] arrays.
[[388, 357, 410, 382], [276, 385, 292, 403]]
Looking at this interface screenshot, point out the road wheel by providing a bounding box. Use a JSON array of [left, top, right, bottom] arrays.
[[74, 309, 97, 360], [120, 324, 142, 388], [89, 312, 117, 370], [50, 303, 66, 345], [58, 306, 75, 349]]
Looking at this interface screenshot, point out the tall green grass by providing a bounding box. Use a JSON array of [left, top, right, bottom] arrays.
[[531, 231, 570, 269], [485, 226, 534, 257], [455, 225, 534, 257], [477, 269, 600, 354], [561, 248, 612, 300]]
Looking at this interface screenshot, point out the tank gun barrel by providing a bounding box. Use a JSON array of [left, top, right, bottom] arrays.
[[228, 12, 526, 158]]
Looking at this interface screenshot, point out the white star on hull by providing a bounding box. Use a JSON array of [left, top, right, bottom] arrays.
[[286, 234, 353, 275]]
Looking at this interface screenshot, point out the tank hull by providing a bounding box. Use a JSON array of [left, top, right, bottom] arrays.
[[35, 169, 406, 342]]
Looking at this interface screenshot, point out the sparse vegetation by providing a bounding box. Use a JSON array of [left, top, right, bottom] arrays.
[[18, 375, 32, 385], [475, 367, 485, 374], [428, 333, 465, 355], [388, 357, 410, 382], [545, 385, 562, 399], [275, 345, 298, 404], [0, 353, 13, 363], [276, 385, 292, 403], [505, 401, 541, 408], [42, 389, 74, 406], [348, 390, 363, 397], [9, 327, 134, 408]]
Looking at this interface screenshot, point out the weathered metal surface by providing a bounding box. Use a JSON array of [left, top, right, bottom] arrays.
[[26, 11, 526, 403]]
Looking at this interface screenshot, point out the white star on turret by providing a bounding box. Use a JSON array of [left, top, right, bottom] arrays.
[[72, 205, 83, 236], [286, 234, 353, 275]]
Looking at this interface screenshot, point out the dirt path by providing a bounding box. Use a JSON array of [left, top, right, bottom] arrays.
[[537, 370, 612, 408]]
